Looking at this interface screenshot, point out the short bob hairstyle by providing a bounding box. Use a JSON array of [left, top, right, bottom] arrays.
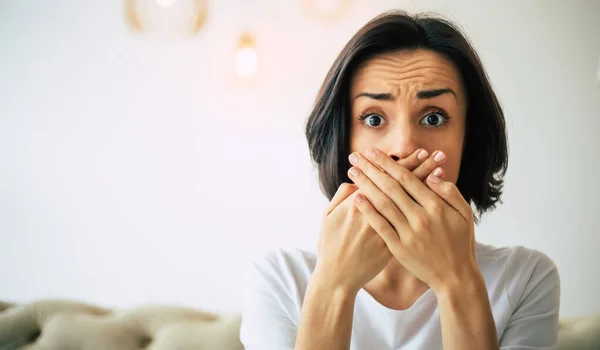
[[305, 10, 508, 222]]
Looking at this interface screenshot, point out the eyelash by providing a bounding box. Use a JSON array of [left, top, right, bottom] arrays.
[[357, 109, 451, 130]]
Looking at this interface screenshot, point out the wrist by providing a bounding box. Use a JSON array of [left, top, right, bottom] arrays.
[[433, 264, 485, 300], [434, 267, 498, 350], [311, 264, 361, 297], [305, 272, 358, 317]]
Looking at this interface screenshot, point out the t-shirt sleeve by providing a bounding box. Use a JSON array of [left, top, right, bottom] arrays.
[[499, 247, 561, 350], [239, 250, 300, 350]]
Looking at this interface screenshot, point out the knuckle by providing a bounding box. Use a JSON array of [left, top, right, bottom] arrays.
[[339, 182, 351, 191], [372, 217, 387, 233], [391, 210, 406, 225], [401, 232, 414, 247], [396, 170, 413, 185], [339, 182, 356, 194], [412, 214, 430, 232], [441, 182, 455, 195], [430, 203, 445, 217], [363, 160, 377, 173], [360, 217, 371, 230], [380, 176, 398, 193], [375, 197, 393, 213]]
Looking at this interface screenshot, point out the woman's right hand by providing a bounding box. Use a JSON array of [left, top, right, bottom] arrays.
[[314, 148, 446, 294]]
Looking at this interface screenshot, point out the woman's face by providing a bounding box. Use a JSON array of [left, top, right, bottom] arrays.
[[349, 49, 467, 184]]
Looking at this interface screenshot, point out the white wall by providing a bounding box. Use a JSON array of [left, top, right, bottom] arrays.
[[1, 0, 599, 319]]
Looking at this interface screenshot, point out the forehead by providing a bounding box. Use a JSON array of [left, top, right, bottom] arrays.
[[350, 49, 465, 99]]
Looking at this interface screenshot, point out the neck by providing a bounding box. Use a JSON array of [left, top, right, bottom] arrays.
[[363, 258, 430, 310]]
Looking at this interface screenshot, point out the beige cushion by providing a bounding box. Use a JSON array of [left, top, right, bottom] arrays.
[[2, 299, 600, 349], [0, 300, 242, 350], [558, 314, 600, 350]]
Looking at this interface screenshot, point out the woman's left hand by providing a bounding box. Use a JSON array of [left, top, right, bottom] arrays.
[[347, 147, 480, 294]]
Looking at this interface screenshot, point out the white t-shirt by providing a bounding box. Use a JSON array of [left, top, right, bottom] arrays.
[[240, 241, 560, 350]]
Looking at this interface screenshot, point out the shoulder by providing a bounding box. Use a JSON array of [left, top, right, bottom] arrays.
[[242, 247, 317, 301], [244, 247, 317, 282], [475, 241, 558, 274], [475, 241, 558, 280], [240, 249, 314, 347], [475, 242, 560, 309]]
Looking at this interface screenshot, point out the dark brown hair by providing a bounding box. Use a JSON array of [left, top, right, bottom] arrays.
[[304, 10, 508, 222]]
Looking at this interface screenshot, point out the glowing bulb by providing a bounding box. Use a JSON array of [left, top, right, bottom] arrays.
[[156, 0, 176, 8], [234, 48, 258, 78], [304, 0, 350, 20], [313, 0, 344, 15], [234, 33, 258, 78]]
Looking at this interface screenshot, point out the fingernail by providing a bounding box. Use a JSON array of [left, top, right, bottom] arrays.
[[349, 167, 360, 177], [354, 194, 363, 203], [434, 151, 446, 163], [429, 174, 441, 183], [366, 149, 377, 159], [417, 149, 428, 161], [429, 168, 443, 183], [349, 153, 359, 164]]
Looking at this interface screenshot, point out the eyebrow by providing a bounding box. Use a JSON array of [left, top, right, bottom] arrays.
[[353, 88, 457, 101]]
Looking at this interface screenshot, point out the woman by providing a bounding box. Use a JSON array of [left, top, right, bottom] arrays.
[[240, 10, 560, 350]]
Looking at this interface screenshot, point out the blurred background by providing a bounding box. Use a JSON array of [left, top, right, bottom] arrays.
[[0, 0, 598, 319]]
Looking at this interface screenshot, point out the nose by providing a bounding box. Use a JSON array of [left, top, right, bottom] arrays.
[[386, 124, 420, 162]]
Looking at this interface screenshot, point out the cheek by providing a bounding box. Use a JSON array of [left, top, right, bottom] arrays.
[[444, 157, 461, 183], [349, 126, 378, 152]]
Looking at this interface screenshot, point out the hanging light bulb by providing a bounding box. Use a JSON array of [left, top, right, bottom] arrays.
[[303, 0, 351, 21], [234, 32, 258, 78], [124, 0, 208, 35]]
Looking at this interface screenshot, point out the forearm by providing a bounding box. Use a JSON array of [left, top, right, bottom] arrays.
[[295, 272, 357, 350], [436, 270, 499, 350]]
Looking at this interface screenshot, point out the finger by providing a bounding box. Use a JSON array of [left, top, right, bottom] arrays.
[[353, 193, 404, 255], [320, 183, 357, 256], [395, 148, 429, 172], [372, 148, 437, 181], [359, 148, 441, 209], [348, 153, 421, 219], [426, 167, 473, 222], [324, 183, 358, 218], [410, 150, 447, 181]]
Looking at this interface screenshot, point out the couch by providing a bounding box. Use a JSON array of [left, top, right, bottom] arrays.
[[0, 300, 243, 350], [0, 299, 599, 349]]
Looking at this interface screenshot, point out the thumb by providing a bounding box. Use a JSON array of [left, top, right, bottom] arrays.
[[324, 183, 358, 218]]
